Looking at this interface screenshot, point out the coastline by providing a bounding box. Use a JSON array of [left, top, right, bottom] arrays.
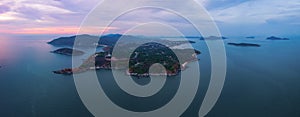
[[53, 57, 200, 77]]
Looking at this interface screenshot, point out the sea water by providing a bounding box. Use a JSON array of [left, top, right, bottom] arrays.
[[0, 35, 299, 117]]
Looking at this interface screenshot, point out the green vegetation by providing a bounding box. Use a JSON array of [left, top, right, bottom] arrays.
[[54, 41, 200, 76], [128, 42, 181, 74]]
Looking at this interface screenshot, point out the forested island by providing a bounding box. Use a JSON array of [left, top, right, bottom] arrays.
[[52, 35, 201, 77], [228, 43, 261, 47], [51, 48, 84, 56], [266, 36, 289, 40]]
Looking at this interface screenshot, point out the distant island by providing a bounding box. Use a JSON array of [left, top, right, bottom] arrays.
[[53, 36, 201, 77], [228, 43, 261, 47], [48, 34, 196, 47], [246, 36, 255, 39], [200, 36, 228, 40], [51, 48, 84, 56], [188, 40, 196, 43], [48, 34, 122, 47], [266, 36, 289, 40]]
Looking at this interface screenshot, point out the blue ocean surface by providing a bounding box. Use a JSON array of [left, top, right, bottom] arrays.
[[0, 35, 299, 117]]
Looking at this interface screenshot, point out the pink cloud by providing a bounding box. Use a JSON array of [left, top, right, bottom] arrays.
[[0, 26, 118, 35]]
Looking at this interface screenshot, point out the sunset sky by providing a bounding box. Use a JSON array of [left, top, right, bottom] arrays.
[[0, 0, 299, 36]]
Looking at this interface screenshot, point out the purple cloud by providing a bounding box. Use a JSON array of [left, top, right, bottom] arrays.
[[0, 5, 10, 14], [0, 0, 299, 36]]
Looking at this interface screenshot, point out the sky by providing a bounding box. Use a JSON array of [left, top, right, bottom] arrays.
[[0, 0, 299, 36]]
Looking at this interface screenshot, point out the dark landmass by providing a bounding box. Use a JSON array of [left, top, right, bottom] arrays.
[[53, 68, 73, 75], [185, 36, 201, 39], [51, 48, 84, 56], [160, 36, 200, 39], [228, 43, 261, 47], [246, 36, 255, 39], [48, 34, 197, 47], [48, 34, 97, 47], [188, 40, 196, 43], [266, 36, 289, 40], [127, 42, 200, 76], [53, 42, 201, 77], [48, 34, 123, 47], [200, 36, 228, 40]]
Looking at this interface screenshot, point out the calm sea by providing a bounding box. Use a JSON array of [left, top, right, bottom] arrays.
[[0, 35, 299, 117]]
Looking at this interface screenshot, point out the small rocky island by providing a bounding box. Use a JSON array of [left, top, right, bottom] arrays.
[[266, 36, 289, 40], [246, 36, 255, 39], [51, 48, 84, 56], [228, 43, 261, 47], [53, 42, 201, 77], [200, 36, 228, 40], [188, 40, 196, 43]]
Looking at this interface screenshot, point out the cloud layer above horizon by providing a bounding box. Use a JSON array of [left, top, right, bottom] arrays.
[[0, 0, 299, 36]]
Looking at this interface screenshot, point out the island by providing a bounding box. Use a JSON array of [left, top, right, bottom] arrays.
[[246, 36, 255, 39], [228, 43, 261, 47], [200, 36, 228, 40], [48, 34, 123, 47], [48, 34, 197, 47], [51, 48, 84, 56], [53, 42, 201, 77], [266, 36, 289, 40], [188, 40, 196, 43]]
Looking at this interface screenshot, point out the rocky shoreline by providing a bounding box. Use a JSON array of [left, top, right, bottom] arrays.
[[53, 58, 199, 77]]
